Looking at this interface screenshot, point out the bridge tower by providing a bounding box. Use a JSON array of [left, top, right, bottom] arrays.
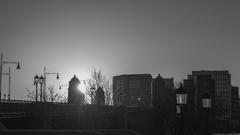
[[96, 87, 105, 105], [68, 75, 84, 104]]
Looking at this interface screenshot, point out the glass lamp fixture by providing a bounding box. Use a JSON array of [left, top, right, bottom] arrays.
[[202, 92, 211, 108], [176, 83, 187, 105]]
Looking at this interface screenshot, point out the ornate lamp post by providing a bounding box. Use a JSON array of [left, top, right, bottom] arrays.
[[34, 74, 44, 102], [34, 74, 39, 102], [39, 76, 44, 102], [2, 67, 10, 101], [176, 83, 187, 135], [0, 53, 20, 101], [202, 92, 211, 135]]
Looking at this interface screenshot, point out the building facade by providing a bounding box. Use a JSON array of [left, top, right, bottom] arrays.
[[113, 74, 152, 107], [163, 77, 174, 90], [231, 86, 239, 121], [185, 75, 215, 116], [152, 74, 175, 117], [190, 71, 231, 120]]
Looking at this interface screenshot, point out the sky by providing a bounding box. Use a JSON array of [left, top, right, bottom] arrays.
[[0, 0, 239, 100]]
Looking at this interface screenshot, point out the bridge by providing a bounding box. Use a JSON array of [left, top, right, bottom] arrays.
[[0, 99, 68, 119], [0, 129, 140, 135], [0, 100, 160, 135], [0, 100, 131, 130], [0, 99, 141, 120]]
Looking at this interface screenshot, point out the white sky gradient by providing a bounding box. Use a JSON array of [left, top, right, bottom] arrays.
[[0, 0, 239, 99]]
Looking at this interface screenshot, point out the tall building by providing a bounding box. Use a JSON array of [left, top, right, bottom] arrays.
[[152, 74, 175, 116], [190, 71, 231, 121], [231, 86, 239, 121], [163, 77, 174, 89], [184, 75, 215, 116], [113, 74, 152, 107]]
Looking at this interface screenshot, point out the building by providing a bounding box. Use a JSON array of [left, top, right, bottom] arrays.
[[152, 74, 174, 107], [163, 77, 174, 89], [185, 75, 215, 115], [183, 74, 216, 133], [68, 75, 85, 104], [231, 86, 239, 121], [95, 87, 105, 105], [152, 74, 175, 116], [113, 74, 152, 107], [189, 71, 231, 121]]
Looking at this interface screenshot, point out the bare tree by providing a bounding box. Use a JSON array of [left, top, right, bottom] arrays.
[[85, 67, 113, 105], [26, 85, 67, 102], [26, 88, 38, 101], [47, 86, 67, 102], [103, 80, 113, 105]]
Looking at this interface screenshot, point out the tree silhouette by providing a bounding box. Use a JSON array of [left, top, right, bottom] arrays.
[[85, 67, 113, 105], [26, 85, 67, 102]]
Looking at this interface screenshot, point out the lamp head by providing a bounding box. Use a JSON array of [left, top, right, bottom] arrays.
[[16, 62, 20, 69], [202, 92, 211, 108], [39, 76, 44, 84], [175, 83, 187, 105], [34, 74, 39, 84]]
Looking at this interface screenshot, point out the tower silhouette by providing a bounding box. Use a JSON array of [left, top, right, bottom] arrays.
[[68, 75, 84, 104]]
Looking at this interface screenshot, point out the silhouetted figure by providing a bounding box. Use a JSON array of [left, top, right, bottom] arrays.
[[68, 75, 84, 104], [95, 87, 105, 105]]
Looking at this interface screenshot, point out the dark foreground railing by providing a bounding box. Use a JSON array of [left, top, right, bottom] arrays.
[[0, 129, 140, 135], [0, 99, 69, 104]]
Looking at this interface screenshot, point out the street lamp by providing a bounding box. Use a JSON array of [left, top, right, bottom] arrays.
[[202, 92, 211, 135], [176, 83, 187, 106], [43, 67, 59, 102], [175, 83, 187, 135], [0, 53, 20, 101], [34, 74, 44, 102], [2, 67, 11, 101], [34, 74, 39, 102], [39, 76, 44, 102]]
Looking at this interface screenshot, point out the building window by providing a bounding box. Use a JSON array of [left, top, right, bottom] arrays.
[[129, 80, 141, 89]]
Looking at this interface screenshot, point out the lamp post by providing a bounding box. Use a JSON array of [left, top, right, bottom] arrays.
[[43, 67, 59, 102], [202, 92, 211, 135], [34, 74, 44, 102], [0, 53, 20, 101], [34, 74, 39, 102], [2, 67, 10, 101], [39, 76, 44, 102], [176, 83, 187, 135]]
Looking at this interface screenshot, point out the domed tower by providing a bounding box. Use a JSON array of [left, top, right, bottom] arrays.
[[96, 87, 105, 105], [68, 75, 84, 104]]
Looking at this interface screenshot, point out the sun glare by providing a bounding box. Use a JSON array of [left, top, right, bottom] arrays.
[[78, 83, 86, 94]]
